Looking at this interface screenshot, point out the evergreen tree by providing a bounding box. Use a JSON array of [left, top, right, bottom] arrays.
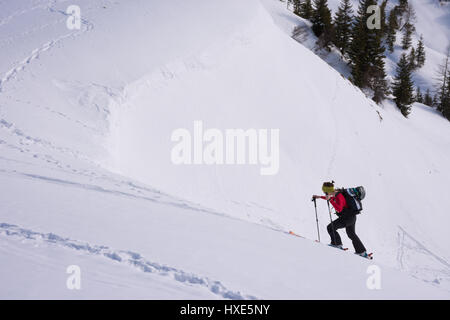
[[392, 53, 414, 117], [432, 94, 439, 107], [401, 22, 413, 50], [393, 0, 408, 19], [442, 71, 450, 120], [372, 67, 389, 103], [415, 35, 426, 68], [435, 47, 450, 116], [380, 0, 388, 36], [299, 0, 314, 20], [292, 0, 302, 16], [401, 4, 416, 50], [349, 0, 388, 102], [399, 0, 408, 10], [386, 9, 398, 53], [349, 0, 373, 87], [311, 0, 333, 47], [408, 47, 416, 71], [415, 86, 423, 103], [424, 88, 433, 106], [370, 23, 389, 103], [333, 0, 353, 55]]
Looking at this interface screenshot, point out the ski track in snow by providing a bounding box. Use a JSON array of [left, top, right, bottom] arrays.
[[397, 226, 450, 269], [0, 222, 257, 300], [326, 76, 340, 177], [0, 115, 283, 238], [0, 2, 46, 28], [11, 96, 105, 134], [397, 226, 450, 291], [0, 118, 91, 163], [0, 111, 282, 237]]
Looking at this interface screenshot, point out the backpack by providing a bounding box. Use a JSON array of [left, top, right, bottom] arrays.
[[340, 186, 365, 214]]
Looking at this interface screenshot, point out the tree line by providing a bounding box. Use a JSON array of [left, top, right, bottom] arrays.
[[283, 0, 450, 121]]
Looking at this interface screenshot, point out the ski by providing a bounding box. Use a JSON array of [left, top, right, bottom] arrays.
[[288, 230, 372, 259], [328, 244, 349, 251], [288, 231, 304, 238]]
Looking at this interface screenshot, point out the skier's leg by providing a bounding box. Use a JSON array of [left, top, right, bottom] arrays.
[[327, 216, 345, 246], [345, 216, 367, 254]]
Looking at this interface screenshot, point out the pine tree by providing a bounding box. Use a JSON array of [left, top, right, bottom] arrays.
[[380, 0, 388, 36], [311, 0, 333, 47], [415, 86, 423, 103], [349, 0, 373, 87], [372, 68, 389, 103], [442, 71, 450, 120], [424, 88, 433, 106], [435, 47, 450, 116], [333, 0, 353, 55], [349, 0, 388, 102], [401, 4, 416, 50], [415, 35, 426, 68], [370, 25, 388, 103], [386, 9, 398, 53], [392, 53, 414, 117], [292, 0, 302, 16], [393, 0, 408, 19], [399, 0, 408, 9], [408, 47, 416, 71], [299, 0, 313, 20], [401, 23, 413, 50], [432, 94, 439, 107]]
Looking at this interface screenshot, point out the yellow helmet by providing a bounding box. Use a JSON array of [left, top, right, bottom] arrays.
[[322, 181, 335, 194]]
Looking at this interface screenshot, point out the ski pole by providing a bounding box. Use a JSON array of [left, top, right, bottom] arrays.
[[312, 197, 320, 242], [327, 200, 337, 245]]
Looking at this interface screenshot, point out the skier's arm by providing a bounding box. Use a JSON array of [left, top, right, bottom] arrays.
[[329, 193, 346, 212]]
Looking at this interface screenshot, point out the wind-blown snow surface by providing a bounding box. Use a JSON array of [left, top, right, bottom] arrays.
[[0, 0, 449, 299]]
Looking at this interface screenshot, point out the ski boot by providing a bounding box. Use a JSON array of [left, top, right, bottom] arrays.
[[355, 251, 373, 260]]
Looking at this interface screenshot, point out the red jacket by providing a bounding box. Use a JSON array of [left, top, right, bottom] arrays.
[[320, 193, 347, 213]]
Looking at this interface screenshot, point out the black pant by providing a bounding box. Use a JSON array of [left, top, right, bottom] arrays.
[[327, 213, 366, 254]]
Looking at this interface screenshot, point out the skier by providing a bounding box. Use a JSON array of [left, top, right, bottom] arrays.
[[312, 181, 370, 258]]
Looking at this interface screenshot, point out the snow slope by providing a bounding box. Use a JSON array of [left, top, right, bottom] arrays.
[[0, 0, 449, 298]]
